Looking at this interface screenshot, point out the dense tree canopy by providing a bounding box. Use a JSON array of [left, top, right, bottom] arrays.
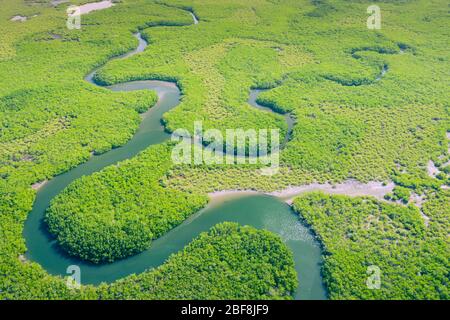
[[292, 192, 449, 300]]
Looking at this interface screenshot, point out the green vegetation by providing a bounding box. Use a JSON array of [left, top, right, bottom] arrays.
[[45, 143, 207, 263], [102, 222, 297, 299], [1, 222, 297, 299], [157, 0, 449, 187], [0, 0, 192, 189], [0, 0, 448, 300], [292, 192, 449, 300]]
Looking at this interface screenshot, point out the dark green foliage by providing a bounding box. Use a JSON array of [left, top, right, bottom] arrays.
[[101, 222, 298, 299], [292, 192, 449, 300]]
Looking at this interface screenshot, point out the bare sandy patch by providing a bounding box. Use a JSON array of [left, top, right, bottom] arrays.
[[79, 1, 115, 15], [11, 15, 27, 22], [32, 180, 48, 191], [209, 180, 395, 205]]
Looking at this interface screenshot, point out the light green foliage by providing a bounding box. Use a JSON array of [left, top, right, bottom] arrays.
[[159, 0, 449, 188]]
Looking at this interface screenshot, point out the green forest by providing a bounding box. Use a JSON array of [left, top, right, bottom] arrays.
[[0, 0, 448, 300], [292, 192, 448, 299]]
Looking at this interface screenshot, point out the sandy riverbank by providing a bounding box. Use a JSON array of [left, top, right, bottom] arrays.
[[31, 180, 48, 191], [207, 181, 438, 227], [208, 180, 395, 205]]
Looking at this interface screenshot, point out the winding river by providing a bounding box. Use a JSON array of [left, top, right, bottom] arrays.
[[24, 9, 329, 300], [23, 3, 404, 299]]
